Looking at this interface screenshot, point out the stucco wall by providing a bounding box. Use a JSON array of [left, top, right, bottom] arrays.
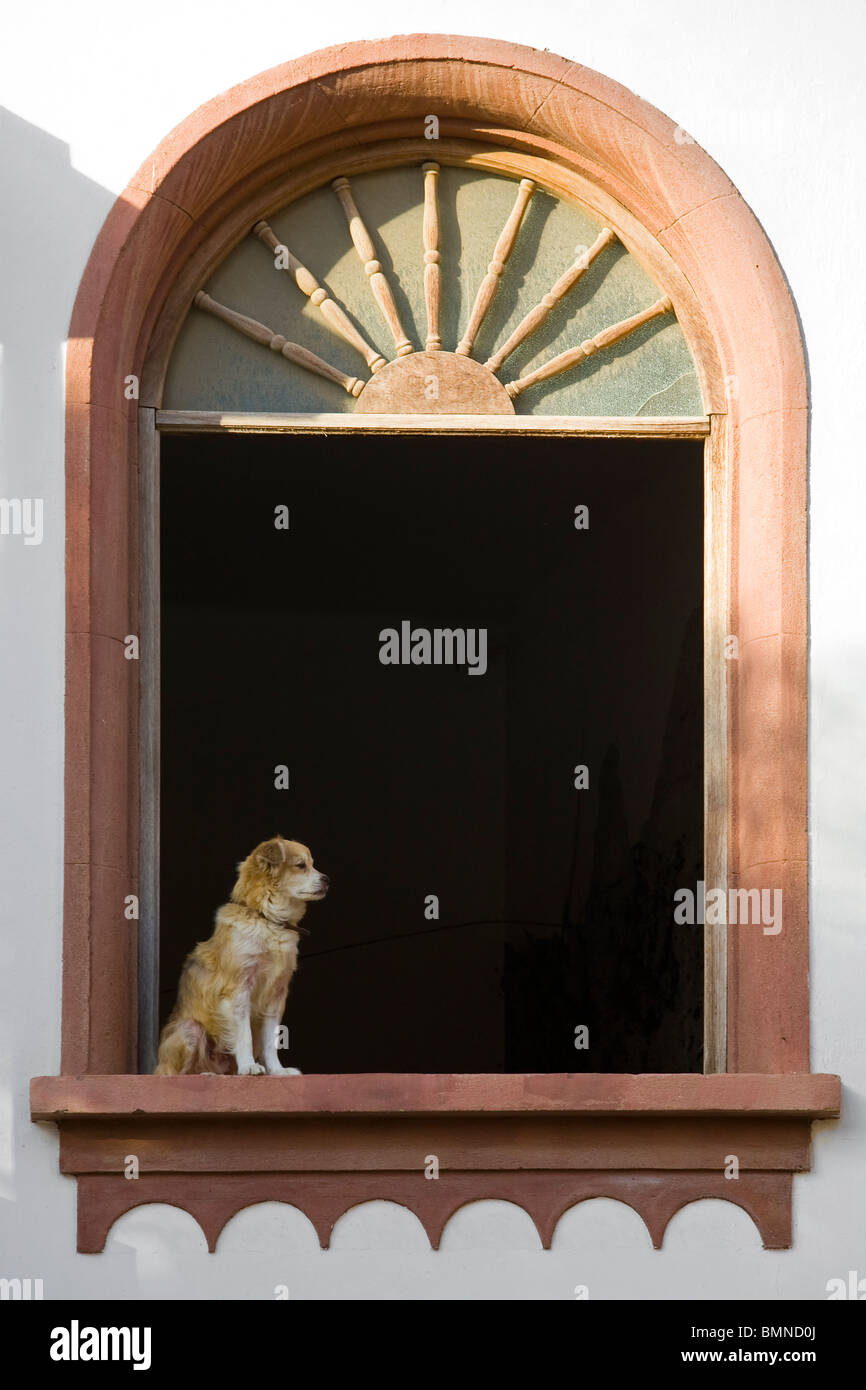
[[1, 0, 864, 1299]]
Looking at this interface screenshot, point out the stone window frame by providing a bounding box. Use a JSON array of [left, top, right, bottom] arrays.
[[32, 36, 839, 1253]]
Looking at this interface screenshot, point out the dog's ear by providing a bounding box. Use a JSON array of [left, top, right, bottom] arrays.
[[256, 838, 286, 870]]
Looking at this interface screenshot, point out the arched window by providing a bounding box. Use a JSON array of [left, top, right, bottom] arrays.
[[34, 37, 838, 1254]]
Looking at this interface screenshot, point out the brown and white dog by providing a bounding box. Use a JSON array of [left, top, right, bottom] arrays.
[[155, 836, 328, 1076]]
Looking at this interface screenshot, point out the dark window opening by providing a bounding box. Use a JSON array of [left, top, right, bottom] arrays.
[[159, 432, 704, 1072]]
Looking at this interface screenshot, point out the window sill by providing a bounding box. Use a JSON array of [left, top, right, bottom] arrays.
[[31, 1073, 840, 1252]]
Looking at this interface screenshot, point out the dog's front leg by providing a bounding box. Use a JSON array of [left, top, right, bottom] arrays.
[[261, 1014, 302, 1076], [231, 996, 266, 1076]]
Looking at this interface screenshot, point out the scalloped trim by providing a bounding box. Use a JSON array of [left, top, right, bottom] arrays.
[[78, 1171, 792, 1253]]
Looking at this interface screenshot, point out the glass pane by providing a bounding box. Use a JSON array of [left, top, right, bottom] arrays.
[[164, 166, 702, 417], [159, 433, 704, 1071]]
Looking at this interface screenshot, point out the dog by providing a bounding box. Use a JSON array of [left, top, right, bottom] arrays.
[[155, 836, 328, 1076]]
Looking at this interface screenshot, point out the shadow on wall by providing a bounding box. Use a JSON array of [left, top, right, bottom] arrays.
[[0, 107, 115, 433], [0, 108, 114, 1244]]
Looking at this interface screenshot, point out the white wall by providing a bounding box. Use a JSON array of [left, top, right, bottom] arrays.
[[1, 0, 864, 1299]]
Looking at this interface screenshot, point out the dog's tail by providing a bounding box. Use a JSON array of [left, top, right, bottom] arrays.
[[154, 1018, 210, 1075]]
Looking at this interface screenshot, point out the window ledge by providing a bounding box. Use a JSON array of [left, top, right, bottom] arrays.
[[31, 1073, 840, 1252], [31, 1072, 840, 1119]]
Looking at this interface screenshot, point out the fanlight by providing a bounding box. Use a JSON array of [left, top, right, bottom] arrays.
[[188, 163, 686, 416]]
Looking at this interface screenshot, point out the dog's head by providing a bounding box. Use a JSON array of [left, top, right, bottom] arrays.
[[231, 835, 329, 924]]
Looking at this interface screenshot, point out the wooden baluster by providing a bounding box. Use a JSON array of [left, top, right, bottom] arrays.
[[485, 227, 616, 373], [456, 178, 535, 358], [331, 176, 413, 357], [422, 162, 442, 351], [505, 296, 674, 399], [253, 220, 386, 373], [194, 291, 365, 397]]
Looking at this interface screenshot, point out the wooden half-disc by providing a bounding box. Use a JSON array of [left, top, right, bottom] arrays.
[[355, 351, 515, 414]]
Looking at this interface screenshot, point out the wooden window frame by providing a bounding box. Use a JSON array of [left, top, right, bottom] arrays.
[[143, 407, 714, 1076], [33, 36, 839, 1253]]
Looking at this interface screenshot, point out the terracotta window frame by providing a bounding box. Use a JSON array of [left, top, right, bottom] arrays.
[[32, 36, 840, 1253]]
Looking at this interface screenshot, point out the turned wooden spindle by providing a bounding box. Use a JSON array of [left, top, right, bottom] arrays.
[[456, 178, 535, 358], [194, 290, 365, 397], [505, 295, 674, 399], [253, 220, 386, 374], [331, 176, 413, 357], [421, 162, 442, 351], [485, 227, 616, 373]]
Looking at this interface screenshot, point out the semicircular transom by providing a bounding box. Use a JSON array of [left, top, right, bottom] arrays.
[[167, 161, 702, 417]]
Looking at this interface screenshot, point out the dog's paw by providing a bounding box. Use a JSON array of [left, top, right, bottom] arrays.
[[237, 1062, 267, 1076], [268, 1065, 302, 1076]]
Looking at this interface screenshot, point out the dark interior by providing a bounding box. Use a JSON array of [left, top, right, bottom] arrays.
[[159, 431, 704, 1072]]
